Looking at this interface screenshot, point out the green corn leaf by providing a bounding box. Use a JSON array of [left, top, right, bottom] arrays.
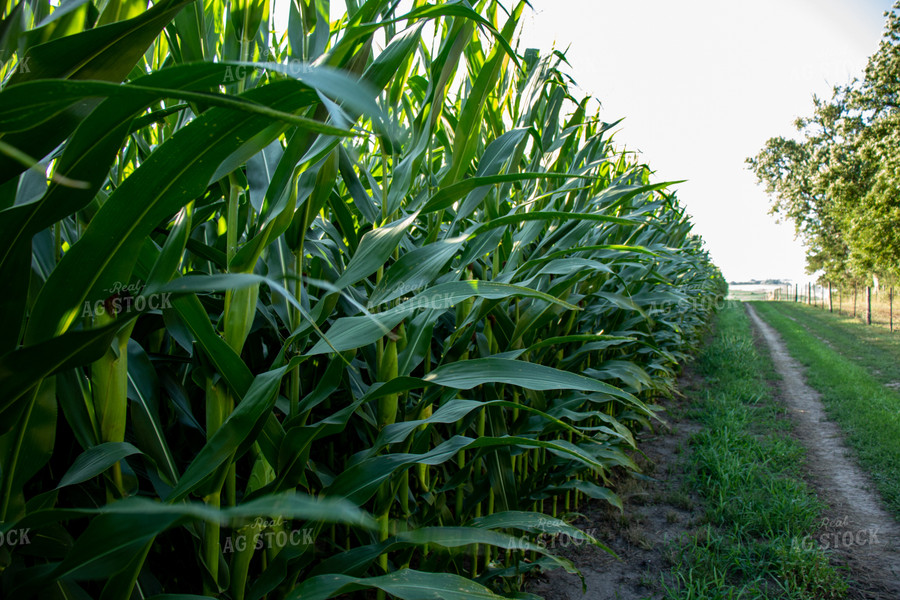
[[306, 281, 578, 355], [166, 368, 286, 502], [126, 341, 180, 484], [57, 442, 144, 489], [286, 568, 511, 600], [0, 79, 355, 136], [311, 525, 577, 578], [422, 172, 597, 213], [368, 235, 467, 306], [424, 357, 643, 404], [333, 211, 419, 289], [0, 318, 136, 422], [0, 377, 56, 521], [326, 434, 618, 505], [0, 0, 198, 184]]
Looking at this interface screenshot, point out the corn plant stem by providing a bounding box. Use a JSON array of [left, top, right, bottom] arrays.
[[472, 405, 486, 575], [400, 469, 410, 515], [202, 176, 243, 587], [289, 245, 303, 422], [230, 443, 266, 600], [417, 350, 433, 494], [381, 149, 388, 223], [230, 524, 261, 600], [455, 370, 469, 521], [224, 177, 246, 507], [565, 431, 573, 511], [238, 15, 250, 94], [511, 388, 519, 423], [297, 1, 310, 60], [92, 321, 135, 502], [109, 463, 125, 502], [202, 375, 231, 593], [375, 306, 397, 600], [486, 488, 495, 565], [203, 491, 221, 594], [289, 167, 311, 420]]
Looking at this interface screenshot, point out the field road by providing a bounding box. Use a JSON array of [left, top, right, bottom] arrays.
[[747, 304, 900, 599]]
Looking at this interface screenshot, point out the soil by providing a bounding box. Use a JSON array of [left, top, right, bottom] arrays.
[[525, 373, 706, 600], [528, 305, 900, 599], [746, 303, 900, 599]]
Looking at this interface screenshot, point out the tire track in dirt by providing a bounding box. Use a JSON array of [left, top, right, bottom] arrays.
[[747, 303, 900, 598]]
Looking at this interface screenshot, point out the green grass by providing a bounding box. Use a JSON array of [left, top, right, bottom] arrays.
[[761, 301, 900, 385], [662, 302, 847, 599], [753, 301, 900, 519]]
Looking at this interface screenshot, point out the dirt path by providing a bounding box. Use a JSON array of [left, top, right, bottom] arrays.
[[747, 304, 900, 598], [526, 375, 705, 600]]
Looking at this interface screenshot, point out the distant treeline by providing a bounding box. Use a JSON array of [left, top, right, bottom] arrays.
[[729, 279, 791, 286]]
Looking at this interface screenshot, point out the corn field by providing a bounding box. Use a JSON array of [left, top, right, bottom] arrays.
[[0, 1, 725, 598]]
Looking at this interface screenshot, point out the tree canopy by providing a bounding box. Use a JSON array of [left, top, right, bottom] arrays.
[[748, 2, 900, 285]]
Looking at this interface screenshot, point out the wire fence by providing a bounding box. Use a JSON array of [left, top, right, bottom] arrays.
[[769, 283, 898, 332]]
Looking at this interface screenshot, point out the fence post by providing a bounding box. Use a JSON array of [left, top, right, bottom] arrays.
[[829, 282, 833, 312], [795, 284, 798, 302], [867, 286, 872, 325], [853, 286, 857, 318]]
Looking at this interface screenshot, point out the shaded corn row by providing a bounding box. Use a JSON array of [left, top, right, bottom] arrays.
[[0, 2, 724, 599]]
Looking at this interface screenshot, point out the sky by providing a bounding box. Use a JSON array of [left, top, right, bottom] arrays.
[[515, 0, 894, 284], [274, 0, 895, 284]]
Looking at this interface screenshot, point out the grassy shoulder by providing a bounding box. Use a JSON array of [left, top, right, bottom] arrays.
[[752, 301, 900, 519], [663, 302, 847, 599], [756, 300, 900, 386]]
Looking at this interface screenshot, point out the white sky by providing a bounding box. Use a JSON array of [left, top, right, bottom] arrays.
[[516, 0, 893, 284], [274, 0, 894, 284]]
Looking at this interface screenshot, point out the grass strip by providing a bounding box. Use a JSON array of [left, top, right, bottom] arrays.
[[662, 302, 847, 599], [753, 301, 900, 518], [762, 300, 900, 386]]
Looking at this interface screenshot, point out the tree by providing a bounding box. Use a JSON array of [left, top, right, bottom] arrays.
[[748, 2, 900, 285], [747, 88, 866, 283]]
